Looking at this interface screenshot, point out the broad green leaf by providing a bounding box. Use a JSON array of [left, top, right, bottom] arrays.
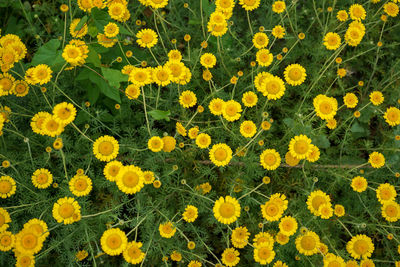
[[89, 73, 121, 103], [31, 39, 65, 71], [87, 85, 100, 104], [86, 46, 101, 67], [313, 135, 330, 149], [75, 15, 88, 32], [101, 67, 128, 88], [350, 122, 365, 133], [148, 110, 171, 121]]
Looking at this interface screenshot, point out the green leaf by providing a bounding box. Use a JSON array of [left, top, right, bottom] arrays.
[[75, 15, 88, 32], [31, 39, 65, 71], [88, 25, 98, 37], [148, 110, 171, 121], [350, 122, 365, 133], [89, 73, 121, 103], [91, 8, 110, 32], [283, 118, 295, 128], [313, 135, 330, 149], [201, 0, 213, 16], [87, 85, 100, 104], [101, 67, 128, 88], [86, 46, 101, 67]]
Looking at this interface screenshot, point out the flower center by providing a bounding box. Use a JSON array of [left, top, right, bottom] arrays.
[[294, 140, 309, 154], [301, 235, 316, 250], [219, 202, 235, 218], [98, 141, 114, 156], [214, 148, 228, 161], [59, 203, 75, 218], [263, 153, 276, 166], [319, 101, 333, 114], [353, 240, 368, 255], [21, 233, 38, 249], [0, 181, 11, 194], [122, 171, 139, 187], [106, 234, 122, 249]]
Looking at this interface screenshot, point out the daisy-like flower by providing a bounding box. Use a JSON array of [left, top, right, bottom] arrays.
[[136, 29, 158, 48]]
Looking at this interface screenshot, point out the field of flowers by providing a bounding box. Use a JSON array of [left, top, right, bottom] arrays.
[[0, 0, 400, 266]]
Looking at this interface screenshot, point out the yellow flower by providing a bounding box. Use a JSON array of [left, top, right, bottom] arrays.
[[13, 80, 29, 97], [179, 90, 197, 108], [368, 151, 385, 168], [323, 253, 345, 267], [182, 205, 198, 222], [260, 194, 287, 221], [32, 64, 53, 85], [215, 0, 235, 12], [97, 33, 117, 48], [337, 10, 348, 21], [272, 1, 286, 13], [239, 0, 260, 11], [272, 25, 285, 39], [69, 174, 92, 197], [323, 32, 341, 50], [159, 221, 176, 238], [188, 260, 202, 267], [100, 228, 128, 256], [381, 201, 400, 222], [369, 91, 384, 105], [231, 226, 250, 248], [125, 84, 140, 99], [334, 204, 345, 217], [256, 49, 273, 67], [221, 247, 240, 266], [0, 72, 15, 95], [345, 23, 365, 47], [285, 151, 300, 166], [176, 122, 187, 136], [162, 136, 176, 152], [200, 53, 217, 68], [306, 190, 331, 216], [288, 135, 313, 160], [69, 18, 88, 38], [136, 28, 158, 48], [123, 241, 145, 264], [152, 65, 172, 86], [93, 135, 119, 162], [209, 98, 225, 115], [253, 243, 275, 264], [349, 4, 366, 21], [284, 64, 306, 86], [41, 115, 64, 137], [384, 107, 400, 126], [253, 232, 274, 248], [75, 250, 89, 261], [196, 133, 211, 148], [15, 229, 45, 255], [259, 149, 281, 170], [240, 120, 257, 138], [147, 0, 169, 9], [129, 67, 152, 86], [351, 176, 368, 192], [0, 208, 11, 232], [0, 231, 14, 251], [148, 136, 164, 152], [343, 93, 358, 108], [376, 183, 396, 204], [384, 2, 399, 17], [31, 168, 53, 189], [313, 94, 338, 120], [279, 216, 298, 236], [213, 196, 241, 224], [52, 102, 76, 125], [318, 203, 333, 219], [103, 160, 123, 182], [252, 32, 269, 49], [104, 22, 119, 38], [242, 91, 258, 107], [108, 3, 128, 22], [346, 234, 374, 259], [209, 143, 233, 167], [261, 75, 286, 100], [306, 144, 320, 162], [167, 49, 182, 62], [116, 165, 145, 194], [52, 197, 81, 224], [222, 100, 242, 121], [23, 218, 49, 239], [295, 231, 320, 256], [0, 175, 16, 198]]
